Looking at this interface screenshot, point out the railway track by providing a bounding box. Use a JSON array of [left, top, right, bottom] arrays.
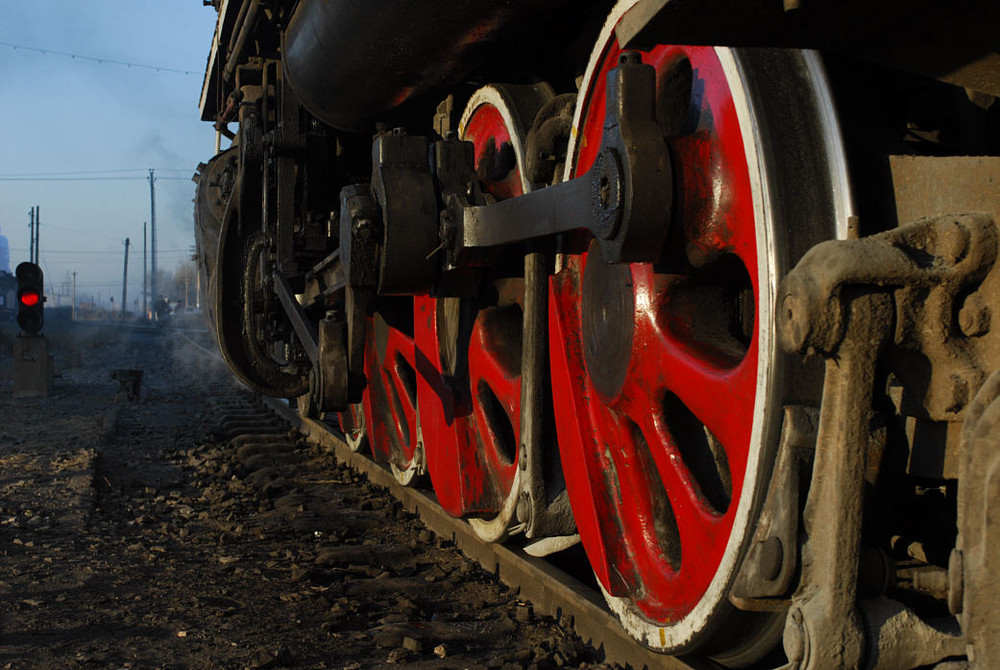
[[256, 396, 720, 670], [171, 326, 723, 667]]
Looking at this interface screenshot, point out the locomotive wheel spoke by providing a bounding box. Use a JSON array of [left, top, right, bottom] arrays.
[[468, 308, 522, 484], [365, 312, 423, 486], [551, 2, 851, 659]]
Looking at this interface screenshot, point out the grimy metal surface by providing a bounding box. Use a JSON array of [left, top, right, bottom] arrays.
[[263, 397, 714, 670]]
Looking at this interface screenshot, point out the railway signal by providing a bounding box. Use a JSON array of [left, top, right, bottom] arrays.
[[15, 261, 45, 335]]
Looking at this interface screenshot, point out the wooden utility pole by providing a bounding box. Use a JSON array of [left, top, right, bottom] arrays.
[[148, 170, 157, 314], [122, 238, 130, 320], [28, 208, 34, 264], [143, 222, 148, 319], [33, 206, 39, 265]]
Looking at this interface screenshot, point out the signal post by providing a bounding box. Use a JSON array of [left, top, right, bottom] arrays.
[[13, 262, 53, 398]]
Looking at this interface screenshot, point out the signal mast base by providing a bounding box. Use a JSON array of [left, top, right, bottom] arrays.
[[13, 335, 53, 398]]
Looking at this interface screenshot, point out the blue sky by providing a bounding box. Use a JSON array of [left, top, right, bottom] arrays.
[[0, 1, 218, 309]]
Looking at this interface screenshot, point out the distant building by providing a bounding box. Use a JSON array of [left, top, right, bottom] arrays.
[[0, 271, 16, 320], [0, 226, 10, 275]]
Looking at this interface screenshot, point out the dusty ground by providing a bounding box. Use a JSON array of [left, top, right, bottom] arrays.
[[0, 318, 611, 670]]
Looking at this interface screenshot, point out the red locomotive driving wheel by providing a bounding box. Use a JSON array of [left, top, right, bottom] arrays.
[[418, 84, 552, 537], [550, 3, 851, 661]]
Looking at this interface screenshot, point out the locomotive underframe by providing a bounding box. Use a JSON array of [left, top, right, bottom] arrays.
[[195, 0, 1000, 667]]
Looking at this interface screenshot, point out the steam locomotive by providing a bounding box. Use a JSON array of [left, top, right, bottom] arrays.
[[194, 1, 1000, 666]]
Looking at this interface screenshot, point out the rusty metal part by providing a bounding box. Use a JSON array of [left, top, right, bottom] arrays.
[[956, 369, 1000, 667], [777, 214, 1000, 669], [780, 292, 893, 670], [779, 214, 999, 421], [730, 406, 817, 610], [459, 53, 672, 264]]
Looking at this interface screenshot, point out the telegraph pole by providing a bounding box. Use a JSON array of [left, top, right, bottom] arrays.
[[148, 170, 157, 317], [72, 271, 76, 320], [28, 208, 34, 264], [143, 222, 148, 320], [33, 206, 39, 265], [122, 238, 130, 320]]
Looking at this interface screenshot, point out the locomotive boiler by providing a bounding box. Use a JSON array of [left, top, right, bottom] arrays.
[[194, 0, 1000, 666]]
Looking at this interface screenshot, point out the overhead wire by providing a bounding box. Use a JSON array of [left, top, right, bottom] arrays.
[[0, 168, 192, 177], [0, 176, 192, 182], [0, 40, 202, 76]]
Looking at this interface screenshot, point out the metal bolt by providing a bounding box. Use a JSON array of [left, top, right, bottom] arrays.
[[592, 149, 623, 240], [758, 536, 784, 582], [619, 51, 642, 65], [516, 491, 532, 525], [958, 293, 991, 337]]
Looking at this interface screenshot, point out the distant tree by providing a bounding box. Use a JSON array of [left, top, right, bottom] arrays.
[[171, 261, 197, 308]]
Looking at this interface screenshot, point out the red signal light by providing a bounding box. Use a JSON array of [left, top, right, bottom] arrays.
[[15, 262, 45, 335]]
